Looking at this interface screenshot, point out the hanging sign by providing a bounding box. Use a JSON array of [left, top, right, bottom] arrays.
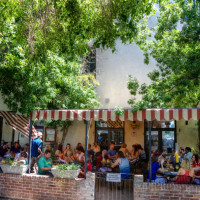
[[106, 173, 121, 182]]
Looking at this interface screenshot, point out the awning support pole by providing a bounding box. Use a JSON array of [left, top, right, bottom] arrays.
[[28, 114, 32, 174], [149, 121, 152, 182], [84, 120, 89, 178]]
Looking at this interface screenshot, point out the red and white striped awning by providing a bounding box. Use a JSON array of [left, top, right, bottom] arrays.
[[32, 108, 200, 121], [0, 111, 37, 137]]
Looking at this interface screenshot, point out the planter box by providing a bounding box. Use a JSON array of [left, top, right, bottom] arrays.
[[0, 164, 28, 175], [51, 168, 80, 179]]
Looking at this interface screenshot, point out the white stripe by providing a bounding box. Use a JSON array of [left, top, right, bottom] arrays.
[[32, 111, 37, 120], [47, 110, 51, 121], [192, 109, 197, 121], [128, 110, 133, 121], [183, 109, 188, 120], [137, 111, 142, 121], [155, 109, 160, 121], [86, 110, 90, 121], [78, 110, 82, 121], [62, 111, 66, 121], [102, 110, 107, 121], [173, 109, 179, 121], [164, 109, 169, 121], [39, 111, 44, 120], [54, 110, 59, 120], [70, 110, 74, 120], [111, 110, 116, 121], [94, 110, 99, 121], [146, 110, 151, 121], [119, 113, 125, 121]]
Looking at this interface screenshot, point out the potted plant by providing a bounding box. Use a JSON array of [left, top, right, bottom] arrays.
[[1, 158, 28, 175], [51, 163, 81, 179]]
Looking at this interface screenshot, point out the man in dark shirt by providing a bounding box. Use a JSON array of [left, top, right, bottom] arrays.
[[10, 142, 20, 154], [0, 142, 9, 160]]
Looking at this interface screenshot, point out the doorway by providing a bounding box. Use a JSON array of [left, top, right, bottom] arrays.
[[144, 120, 176, 154]]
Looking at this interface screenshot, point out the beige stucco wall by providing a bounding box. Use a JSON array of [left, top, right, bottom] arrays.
[[176, 120, 199, 151], [124, 121, 144, 151]]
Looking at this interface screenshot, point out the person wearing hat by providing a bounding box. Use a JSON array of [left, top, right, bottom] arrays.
[[31, 131, 43, 173]]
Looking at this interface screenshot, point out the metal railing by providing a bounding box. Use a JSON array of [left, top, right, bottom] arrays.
[[95, 172, 134, 200]]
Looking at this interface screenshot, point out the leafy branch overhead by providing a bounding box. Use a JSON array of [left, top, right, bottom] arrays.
[[128, 0, 200, 110], [0, 0, 156, 115]]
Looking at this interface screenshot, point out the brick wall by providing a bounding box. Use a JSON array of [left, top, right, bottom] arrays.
[[0, 173, 95, 200], [134, 175, 200, 200]]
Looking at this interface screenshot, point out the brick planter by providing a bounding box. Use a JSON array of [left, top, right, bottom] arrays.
[[0, 173, 95, 200]]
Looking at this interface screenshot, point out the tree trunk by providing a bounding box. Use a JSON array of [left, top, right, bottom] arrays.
[[61, 126, 69, 146]]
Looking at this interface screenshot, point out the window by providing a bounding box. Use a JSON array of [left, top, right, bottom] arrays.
[[95, 120, 124, 150]]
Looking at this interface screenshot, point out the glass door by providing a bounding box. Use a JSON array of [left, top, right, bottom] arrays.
[[162, 131, 175, 153], [146, 131, 159, 152]]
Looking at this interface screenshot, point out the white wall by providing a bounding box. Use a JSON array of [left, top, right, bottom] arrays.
[[96, 42, 157, 109]]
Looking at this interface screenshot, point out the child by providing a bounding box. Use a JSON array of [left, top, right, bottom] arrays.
[[78, 157, 92, 178], [17, 152, 28, 165]]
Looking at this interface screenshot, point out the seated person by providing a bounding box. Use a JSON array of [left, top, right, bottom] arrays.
[[171, 159, 194, 184], [183, 147, 193, 161], [10, 141, 20, 155], [15, 147, 26, 160], [75, 143, 84, 153], [16, 152, 28, 165], [64, 143, 75, 163], [107, 143, 117, 159], [75, 147, 85, 164], [78, 157, 92, 178], [96, 150, 108, 169], [147, 155, 165, 183], [0, 142, 9, 160], [111, 151, 130, 179], [130, 144, 140, 164], [137, 144, 146, 161], [192, 154, 200, 184], [119, 143, 130, 157], [55, 144, 63, 159], [38, 149, 53, 177], [87, 144, 94, 159], [92, 142, 100, 154]]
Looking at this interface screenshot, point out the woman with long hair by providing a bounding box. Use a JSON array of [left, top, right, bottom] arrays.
[[171, 159, 195, 184]]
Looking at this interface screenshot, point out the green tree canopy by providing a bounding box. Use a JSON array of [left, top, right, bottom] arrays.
[[0, 0, 156, 115], [128, 0, 200, 111]]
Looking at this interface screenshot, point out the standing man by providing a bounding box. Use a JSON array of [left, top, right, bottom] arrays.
[[38, 149, 53, 177], [31, 132, 43, 173]]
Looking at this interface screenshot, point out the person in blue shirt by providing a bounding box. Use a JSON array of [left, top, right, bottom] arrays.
[[107, 143, 117, 159], [147, 155, 165, 183], [184, 147, 193, 161], [31, 132, 43, 173]]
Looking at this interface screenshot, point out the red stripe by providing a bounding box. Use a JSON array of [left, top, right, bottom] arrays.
[[74, 110, 78, 119], [2, 112, 28, 136], [51, 111, 55, 119], [151, 110, 155, 121], [59, 111, 62, 120], [133, 112, 137, 120], [124, 110, 128, 120], [99, 110, 102, 120], [178, 109, 183, 120], [44, 110, 47, 120], [107, 110, 111, 120], [67, 111, 70, 119], [188, 109, 192, 120], [169, 109, 173, 120], [160, 110, 164, 120], [36, 110, 40, 119], [90, 110, 94, 119], [82, 111, 86, 119], [197, 109, 200, 120], [142, 110, 146, 120]]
